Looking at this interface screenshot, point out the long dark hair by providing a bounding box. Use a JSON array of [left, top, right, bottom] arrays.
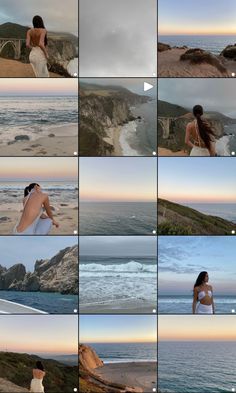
[[24, 183, 40, 197], [193, 105, 215, 150], [32, 15, 48, 46], [194, 271, 208, 289], [36, 361, 45, 371]]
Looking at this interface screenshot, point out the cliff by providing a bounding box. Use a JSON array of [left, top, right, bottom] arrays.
[[0, 352, 78, 393], [0, 245, 78, 294], [80, 83, 150, 155], [158, 198, 236, 235], [79, 345, 142, 393]]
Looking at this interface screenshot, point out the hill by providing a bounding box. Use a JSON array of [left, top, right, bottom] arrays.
[[158, 100, 188, 117], [158, 198, 236, 235]]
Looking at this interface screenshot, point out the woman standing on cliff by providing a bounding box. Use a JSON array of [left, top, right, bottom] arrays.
[[13, 183, 59, 235], [192, 271, 215, 314], [185, 105, 216, 156], [26, 15, 49, 77], [30, 361, 46, 392]]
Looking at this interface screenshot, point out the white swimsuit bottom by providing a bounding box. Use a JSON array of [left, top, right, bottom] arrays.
[[196, 303, 213, 314], [30, 378, 44, 393]]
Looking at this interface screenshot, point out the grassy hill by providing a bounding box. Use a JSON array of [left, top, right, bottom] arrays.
[[158, 100, 188, 117], [0, 351, 78, 393], [158, 198, 236, 235]]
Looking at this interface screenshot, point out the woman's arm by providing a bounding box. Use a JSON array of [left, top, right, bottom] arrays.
[[43, 195, 59, 227], [185, 124, 195, 148], [39, 30, 49, 59], [192, 287, 198, 314], [26, 29, 32, 49]]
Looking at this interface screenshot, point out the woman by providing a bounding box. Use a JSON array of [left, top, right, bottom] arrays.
[[26, 15, 49, 77], [13, 183, 59, 235], [185, 105, 216, 156], [30, 361, 45, 393], [192, 271, 215, 314]]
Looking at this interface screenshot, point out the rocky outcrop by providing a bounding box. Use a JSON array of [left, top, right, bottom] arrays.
[[220, 44, 236, 59], [0, 245, 78, 294], [158, 42, 171, 52], [0, 378, 29, 392], [79, 345, 104, 371], [180, 48, 227, 74]]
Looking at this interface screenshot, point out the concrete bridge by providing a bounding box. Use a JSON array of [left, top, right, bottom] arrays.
[[158, 116, 177, 139], [0, 38, 25, 60]]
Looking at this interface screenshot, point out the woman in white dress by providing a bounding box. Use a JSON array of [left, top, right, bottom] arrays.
[[185, 105, 216, 156], [26, 15, 49, 77], [13, 183, 59, 235], [30, 361, 46, 393], [192, 271, 215, 314]]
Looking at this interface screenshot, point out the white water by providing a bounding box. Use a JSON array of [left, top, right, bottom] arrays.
[[67, 58, 78, 76], [119, 121, 140, 156], [216, 135, 230, 156]]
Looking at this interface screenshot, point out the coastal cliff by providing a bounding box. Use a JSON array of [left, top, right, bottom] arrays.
[[0, 245, 78, 294], [158, 198, 236, 235], [80, 83, 150, 155]]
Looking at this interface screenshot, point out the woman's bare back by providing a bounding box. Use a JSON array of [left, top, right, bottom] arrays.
[[28, 28, 46, 47], [17, 192, 47, 232], [33, 369, 45, 380]]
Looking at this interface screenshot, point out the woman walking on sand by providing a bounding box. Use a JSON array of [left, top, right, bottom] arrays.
[[13, 183, 59, 235], [185, 105, 216, 156], [192, 271, 215, 314], [30, 361, 45, 393], [26, 15, 49, 77]]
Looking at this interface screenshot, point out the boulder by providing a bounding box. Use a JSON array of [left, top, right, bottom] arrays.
[[15, 135, 30, 141], [158, 42, 171, 52], [1, 264, 26, 289], [220, 44, 236, 59]]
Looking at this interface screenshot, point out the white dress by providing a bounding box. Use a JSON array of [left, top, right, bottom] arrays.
[[29, 47, 49, 77], [190, 120, 212, 157], [30, 378, 45, 393]]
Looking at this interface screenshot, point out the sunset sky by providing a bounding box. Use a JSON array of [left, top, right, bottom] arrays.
[[158, 0, 236, 35], [159, 316, 236, 341], [0, 157, 78, 181], [158, 158, 236, 203], [159, 236, 236, 295], [0, 315, 78, 354], [0, 79, 77, 96], [80, 315, 157, 343], [80, 158, 157, 202]]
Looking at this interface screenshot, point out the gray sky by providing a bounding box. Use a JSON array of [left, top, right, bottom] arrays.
[[0, 0, 78, 35], [159, 79, 236, 118], [80, 236, 157, 256], [81, 78, 157, 98], [79, 0, 157, 77], [0, 237, 77, 272]]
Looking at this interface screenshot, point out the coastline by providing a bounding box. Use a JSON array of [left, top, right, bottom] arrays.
[[0, 58, 62, 77], [0, 124, 78, 156], [103, 126, 123, 156], [96, 361, 157, 393]]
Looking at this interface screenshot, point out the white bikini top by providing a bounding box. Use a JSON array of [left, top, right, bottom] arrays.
[[198, 289, 212, 300]]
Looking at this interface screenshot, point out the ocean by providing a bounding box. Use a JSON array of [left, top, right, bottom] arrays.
[[120, 100, 157, 156], [79, 202, 157, 235], [159, 35, 236, 55], [88, 343, 157, 363], [184, 203, 236, 223], [158, 295, 236, 314], [0, 290, 78, 313], [223, 124, 236, 154], [79, 255, 157, 310], [159, 341, 236, 392], [0, 96, 78, 145]]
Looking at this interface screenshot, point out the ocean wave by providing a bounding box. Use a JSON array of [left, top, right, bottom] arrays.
[[119, 121, 140, 156], [79, 260, 156, 273], [216, 135, 230, 156]]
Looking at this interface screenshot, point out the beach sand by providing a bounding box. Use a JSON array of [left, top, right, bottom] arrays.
[[158, 147, 188, 156], [79, 299, 157, 314], [0, 125, 78, 156], [96, 362, 157, 393], [103, 126, 123, 156], [158, 48, 232, 77], [0, 58, 62, 77], [0, 207, 78, 235]]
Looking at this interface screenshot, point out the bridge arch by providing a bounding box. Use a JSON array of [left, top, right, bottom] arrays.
[[0, 39, 22, 60]]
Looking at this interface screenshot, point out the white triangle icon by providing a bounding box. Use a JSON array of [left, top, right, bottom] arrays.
[[144, 82, 153, 92]]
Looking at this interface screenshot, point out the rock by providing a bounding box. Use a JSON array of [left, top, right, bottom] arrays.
[[0, 216, 10, 222], [180, 48, 227, 73], [48, 133, 55, 137], [158, 42, 171, 52], [220, 44, 236, 59], [79, 344, 104, 370], [0, 264, 26, 290], [15, 135, 30, 141], [60, 203, 68, 206], [0, 378, 29, 392], [21, 273, 40, 291]]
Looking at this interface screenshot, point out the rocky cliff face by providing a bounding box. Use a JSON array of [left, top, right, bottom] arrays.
[[0, 245, 78, 294]]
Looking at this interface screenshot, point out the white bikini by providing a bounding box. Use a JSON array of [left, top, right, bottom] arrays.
[[196, 289, 213, 314], [13, 190, 52, 235]]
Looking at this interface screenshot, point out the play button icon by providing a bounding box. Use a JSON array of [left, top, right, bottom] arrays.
[[144, 82, 153, 92]]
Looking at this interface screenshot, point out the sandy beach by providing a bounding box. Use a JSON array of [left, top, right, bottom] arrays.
[[0, 124, 78, 156], [80, 299, 156, 314], [96, 362, 157, 393], [0, 58, 62, 77], [158, 48, 233, 77], [103, 126, 123, 156], [158, 147, 188, 156]]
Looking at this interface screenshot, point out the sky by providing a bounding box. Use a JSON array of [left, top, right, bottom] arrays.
[[79, 0, 157, 77], [80, 315, 157, 343], [0, 79, 78, 96], [158, 157, 236, 203], [0, 157, 78, 181], [80, 78, 157, 99], [159, 236, 236, 295], [158, 79, 236, 119], [0, 0, 78, 35], [0, 315, 78, 354], [158, 0, 236, 35], [79, 158, 157, 202], [79, 236, 157, 256], [0, 236, 76, 271], [159, 316, 236, 341]]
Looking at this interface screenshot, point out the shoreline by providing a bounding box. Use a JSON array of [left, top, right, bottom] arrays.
[[79, 300, 156, 314], [103, 126, 123, 156]]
